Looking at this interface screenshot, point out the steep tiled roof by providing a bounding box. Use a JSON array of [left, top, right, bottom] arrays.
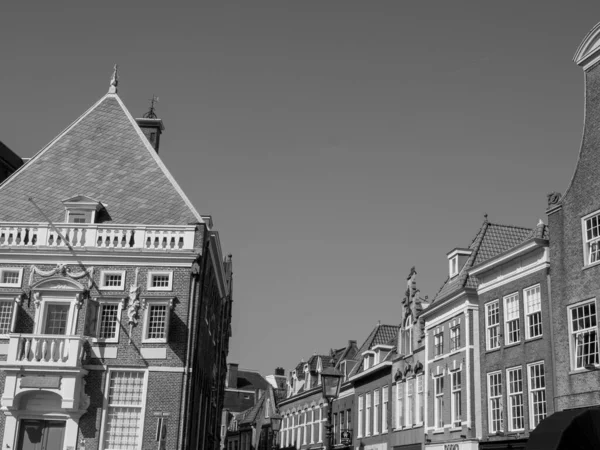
[[0, 93, 202, 225], [433, 221, 533, 303], [237, 370, 270, 391], [348, 323, 400, 377]]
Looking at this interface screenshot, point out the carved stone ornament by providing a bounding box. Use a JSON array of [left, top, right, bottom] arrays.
[[394, 368, 403, 382], [33, 292, 42, 308], [414, 360, 423, 374], [404, 364, 412, 377], [29, 264, 94, 288], [79, 378, 91, 411], [547, 192, 562, 207], [14, 293, 25, 305]]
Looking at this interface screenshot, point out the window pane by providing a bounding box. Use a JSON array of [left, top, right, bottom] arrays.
[[147, 305, 168, 339], [1, 270, 19, 284], [151, 275, 170, 288], [104, 274, 123, 287], [44, 304, 70, 335], [99, 304, 120, 339], [104, 371, 145, 450], [0, 301, 12, 334]]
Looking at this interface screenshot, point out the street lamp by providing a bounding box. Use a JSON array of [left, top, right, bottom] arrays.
[[321, 367, 343, 450], [270, 413, 282, 450]]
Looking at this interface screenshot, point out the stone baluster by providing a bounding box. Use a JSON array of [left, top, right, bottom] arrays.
[[60, 338, 68, 362], [41, 338, 48, 362], [50, 339, 57, 362], [23, 338, 31, 361]]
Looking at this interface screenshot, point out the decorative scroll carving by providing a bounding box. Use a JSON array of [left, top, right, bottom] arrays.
[[127, 268, 141, 344], [29, 264, 94, 288], [394, 368, 403, 382], [547, 192, 562, 207], [15, 293, 25, 305], [33, 292, 42, 308]]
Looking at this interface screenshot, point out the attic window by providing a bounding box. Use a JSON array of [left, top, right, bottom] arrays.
[[449, 256, 458, 278], [68, 211, 92, 223], [62, 195, 104, 224]]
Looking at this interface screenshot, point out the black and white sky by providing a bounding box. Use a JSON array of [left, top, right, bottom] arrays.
[[1, 1, 599, 376]]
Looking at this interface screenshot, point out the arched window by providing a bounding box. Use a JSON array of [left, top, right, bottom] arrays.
[[403, 316, 413, 355]]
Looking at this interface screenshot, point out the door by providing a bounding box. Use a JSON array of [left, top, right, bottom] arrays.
[[17, 420, 65, 450]]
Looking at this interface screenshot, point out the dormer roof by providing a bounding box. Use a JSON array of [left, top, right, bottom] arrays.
[[0, 91, 203, 225]]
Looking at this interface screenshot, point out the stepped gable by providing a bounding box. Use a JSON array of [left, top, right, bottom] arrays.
[[432, 220, 533, 303], [0, 93, 202, 225]]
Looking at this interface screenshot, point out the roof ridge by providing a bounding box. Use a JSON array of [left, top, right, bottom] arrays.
[[486, 221, 533, 231]]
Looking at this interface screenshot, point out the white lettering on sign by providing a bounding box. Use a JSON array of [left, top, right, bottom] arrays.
[[444, 445, 459, 450]]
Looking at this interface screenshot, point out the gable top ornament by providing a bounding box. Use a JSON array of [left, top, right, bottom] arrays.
[[108, 64, 118, 94]]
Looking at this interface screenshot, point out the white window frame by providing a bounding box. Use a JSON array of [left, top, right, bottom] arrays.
[[395, 382, 403, 429], [34, 296, 79, 335], [141, 298, 172, 343], [486, 300, 501, 350], [434, 332, 444, 357], [100, 270, 126, 291], [0, 268, 23, 288], [406, 378, 414, 427], [449, 255, 458, 278], [365, 392, 371, 436], [99, 369, 148, 450], [357, 395, 364, 438], [504, 292, 521, 345], [524, 284, 543, 340], [382, 385, 389, 433], [416, 374, 424, 425], [450, 324, 460, 352], [373, 389, 380, 435], [146, 270, 173, 291], [527, 361, 547, 429], [450, 370, 461, 428], [507, 366, 524, 432], [0, 297, 18, 337], [318, 406, 323, 443], [582, 210, 600, 265], [488, 371, 503, 434], [93, 299, 124, 343], [568, 298, 599, 370], [434, 375, 444, 430]]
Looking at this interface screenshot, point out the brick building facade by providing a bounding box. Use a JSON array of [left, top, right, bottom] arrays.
[[0, 74, 232, 450]]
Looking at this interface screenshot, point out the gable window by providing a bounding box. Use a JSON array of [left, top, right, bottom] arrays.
[[147, 271, 173, 291], [528, 361, 547, 428], [569, 299, 599, 369], [583, 211, 600, 264], [0, 268, 22, 287], [504, 293, 520, 345], [488, 371, 503, 433], [486, 300, 500, 350], [434, 332, 444, 357], [449, 256, 458, 278], [451, 370, 462, 428], [142, 299, 172, 343], [0, 298, 17, 336], [525, 284, 543, 339], [434, 376, 444, 429], [450, 324, 461, 352], [100, 270, 126, 290], [507, 367, 524, 431]]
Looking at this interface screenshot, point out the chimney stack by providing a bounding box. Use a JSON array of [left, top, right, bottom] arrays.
[[274, 367, 285, 376], [226, 363, 238, 389], [136, 96, 164, 153]]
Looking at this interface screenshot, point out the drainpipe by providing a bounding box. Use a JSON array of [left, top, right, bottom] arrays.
[[545, 255, 558, 413]]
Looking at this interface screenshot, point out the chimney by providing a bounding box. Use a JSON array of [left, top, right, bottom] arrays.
[[226, 363, 238, 389], [136, 96, 164, 153], [275, 367, 285, 376]]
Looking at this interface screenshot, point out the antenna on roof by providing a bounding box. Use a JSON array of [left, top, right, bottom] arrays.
[[109, 64, 119, 94], [143, 95, 159, 119]]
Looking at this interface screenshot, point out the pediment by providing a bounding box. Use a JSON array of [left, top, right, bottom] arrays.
[[31, 277, 85, 291]]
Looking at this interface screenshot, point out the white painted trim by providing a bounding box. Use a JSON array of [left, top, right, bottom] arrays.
[[425, 300, 475, 330], [0, 268, 23, 288], [146, 270, 173, 292], [469, 240, 539, 276], [83, 365, 189, 372], [567, 297, 599, 371], [465, 309, 471, 431], [34, 294, 79, 335], [473, 309, 482, 438], [141, 297, 172, 343], [421, 291, 469, 319], [581, 209, 600, 267], [0, 296, 18, 337], [225, 387, 255, 394], [336, 387, 355, 399], [0, 254, 196, 267], [99, 270, 126, 290], [113, 94, 205, 224], [91, 298, 124, 343], [349, 361, 392, 382], [476, 261, 549, 295]]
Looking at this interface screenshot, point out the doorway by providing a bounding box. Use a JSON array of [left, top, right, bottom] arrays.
[[17, 420, 65, 450]]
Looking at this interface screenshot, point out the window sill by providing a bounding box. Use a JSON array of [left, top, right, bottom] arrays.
[[485, 347, 501, 354], [449, 348, 462, 356], [433, 355, 444, 362], [525, 335, 543, 343], [141, 339, 168, 345], [91, 338, 119, 344], [569, 367, 597, 375], [582, 260, 600, 271], [433, 429, 444, 434], [504, 341, 521, 349], [450, 426, 462, 432]]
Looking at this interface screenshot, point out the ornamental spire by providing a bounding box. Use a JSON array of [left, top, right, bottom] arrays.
[[108, 64, 118, 94]]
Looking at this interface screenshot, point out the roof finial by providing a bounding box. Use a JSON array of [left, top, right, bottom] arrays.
[[109, 64, 119, 94], [484, 212, 488, 222], [143, 95, 159, 118]]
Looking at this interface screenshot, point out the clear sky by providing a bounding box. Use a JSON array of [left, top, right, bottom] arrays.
[[1, 2, 599, 376]]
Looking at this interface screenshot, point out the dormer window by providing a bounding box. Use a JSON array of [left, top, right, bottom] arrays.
[[62, 195, 105, 224], [364, 352, 375, 370], [447, 248, 472, 278]]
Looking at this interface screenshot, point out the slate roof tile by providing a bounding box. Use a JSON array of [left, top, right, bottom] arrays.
[[0, 94, 200, 225]]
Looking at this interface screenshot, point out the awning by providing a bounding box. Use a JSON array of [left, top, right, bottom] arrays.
[[526, 407, 600, 450]]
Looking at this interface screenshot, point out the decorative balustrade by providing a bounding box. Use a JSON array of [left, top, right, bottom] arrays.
[[4, 334, 86, 368], [0, 223, 196, 251]]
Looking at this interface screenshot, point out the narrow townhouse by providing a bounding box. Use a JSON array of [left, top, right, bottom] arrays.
[[468, 221, 554, 450], [389, 267, 428, 450], [421, 218, 532, 450], [350, 323, 399, 450]]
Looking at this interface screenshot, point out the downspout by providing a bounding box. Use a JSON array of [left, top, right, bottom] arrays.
[[545, 251, 558, 413]]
